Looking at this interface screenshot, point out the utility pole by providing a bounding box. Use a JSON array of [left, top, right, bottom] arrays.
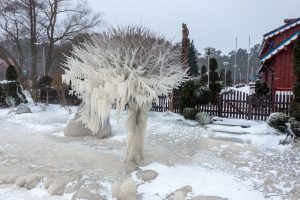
[[205, 48, 211, 88], [234, 37, 237, 85], [251, 65, 254, 82], [223, 62, 229, 87], [247, 36, 251, 83]]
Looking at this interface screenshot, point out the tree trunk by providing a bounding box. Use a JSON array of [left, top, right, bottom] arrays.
[[29, 0, 38, 103], [125, 101, 150, 164], [45, 42, 54, 75], [46, 89, 49, 105], [169, 92, 174, 112], [56, 89, 61, 105], [61, 88, 67, 106]]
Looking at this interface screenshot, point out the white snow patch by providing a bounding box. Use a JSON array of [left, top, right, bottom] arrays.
[[133, 162, 265, 200], [0, 184, 72, 200], [207, 117, 289, 150]]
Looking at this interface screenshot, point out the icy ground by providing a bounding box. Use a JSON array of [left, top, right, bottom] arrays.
[[0, 104, 300, 200]]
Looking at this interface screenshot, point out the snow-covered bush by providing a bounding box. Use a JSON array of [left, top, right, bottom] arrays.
[[288, 118, 300, 137], [267, 112, 289, 132], [195, 112, 212, 125], [0, 81, 26, 107], [182, 107, 200, 120], [63, 26, 187, 164]]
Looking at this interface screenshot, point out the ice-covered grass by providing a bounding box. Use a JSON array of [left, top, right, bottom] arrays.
[[1, 104, 299, 199]]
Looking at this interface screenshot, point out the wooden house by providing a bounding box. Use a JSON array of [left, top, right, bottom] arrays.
[[257, 18, 300, 96]]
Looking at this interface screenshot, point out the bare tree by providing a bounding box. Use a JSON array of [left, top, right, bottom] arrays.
[[0, 0, 102, 96], [40, 0, 103, 75], [0, 0, 44, 98], [63, 26, 188, 165]]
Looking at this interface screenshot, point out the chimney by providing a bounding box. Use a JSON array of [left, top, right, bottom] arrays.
[[284, 18, 296, 24]]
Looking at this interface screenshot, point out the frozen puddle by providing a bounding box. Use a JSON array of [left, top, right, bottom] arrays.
[[133, 162, 265, 200]]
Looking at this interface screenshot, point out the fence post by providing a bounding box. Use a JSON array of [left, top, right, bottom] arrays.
[[218, 94, 223, 117], [247, 95, 252, 120], [168, 93, 173, 112]]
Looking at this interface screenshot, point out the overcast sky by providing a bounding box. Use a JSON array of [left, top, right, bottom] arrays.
[[87, 0, 300, 55]]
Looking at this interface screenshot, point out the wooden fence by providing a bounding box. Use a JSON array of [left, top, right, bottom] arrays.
[[152, 90, 294, 121]]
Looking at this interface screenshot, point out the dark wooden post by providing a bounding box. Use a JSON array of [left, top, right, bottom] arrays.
[[218, 94, 223, 117]]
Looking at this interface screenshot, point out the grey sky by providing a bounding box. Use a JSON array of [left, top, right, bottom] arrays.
[[87, 0, 300, 55]]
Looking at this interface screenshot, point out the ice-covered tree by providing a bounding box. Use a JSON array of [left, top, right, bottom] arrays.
[[62, 26, 187, 164]]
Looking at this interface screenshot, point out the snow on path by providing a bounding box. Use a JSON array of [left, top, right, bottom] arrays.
[[0, 104, 300, 200]]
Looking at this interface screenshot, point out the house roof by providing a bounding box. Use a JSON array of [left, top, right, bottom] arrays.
[[261, 31, 299, 63], [264, 18, 300, 39], [257, 31, 300, 74]]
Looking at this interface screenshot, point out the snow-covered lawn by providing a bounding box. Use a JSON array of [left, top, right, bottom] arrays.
[[1, 104, 300, 200]]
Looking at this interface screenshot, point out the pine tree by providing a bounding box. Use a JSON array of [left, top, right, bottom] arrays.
[[6, 65, 18, 81], [201, 65, 207, 74], [220, 69, 225, 86], [179, 80, 200, 113], [209, 58, 221, 102], [178, 41, 200, 113], [294, 35, 300, 79], [290, 35, 300, 120], [293, 35, 300, 100], [188, 41, 199, 77], [226, 70, 232, 86], [209, 58, 218, 71], [200, 65, 208, 86]]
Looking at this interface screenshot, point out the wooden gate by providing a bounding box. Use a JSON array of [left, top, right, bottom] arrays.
[[219, 90, 249, 119], [153, 91, 294, 121]]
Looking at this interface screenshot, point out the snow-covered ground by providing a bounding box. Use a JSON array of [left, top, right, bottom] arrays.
[[222, 85, 251, 94], [1, 104, 300, 200]]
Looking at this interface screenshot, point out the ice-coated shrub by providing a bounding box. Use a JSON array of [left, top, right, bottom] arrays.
[[182, 107, 200, 120], [0, 81, 26, 107], [195, 112, 212, 125], [288, 117, 300, 137], [267, 112, 289, 132]]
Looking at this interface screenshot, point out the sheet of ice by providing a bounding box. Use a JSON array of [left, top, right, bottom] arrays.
[[0, 104, 298, 200]]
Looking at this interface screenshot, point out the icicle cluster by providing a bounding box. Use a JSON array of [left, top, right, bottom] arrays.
[[62, 26, 188, 133]]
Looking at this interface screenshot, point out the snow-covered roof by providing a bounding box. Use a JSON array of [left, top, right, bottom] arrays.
[[264, 18, 300, 39], [260, 31, 300, 63]]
